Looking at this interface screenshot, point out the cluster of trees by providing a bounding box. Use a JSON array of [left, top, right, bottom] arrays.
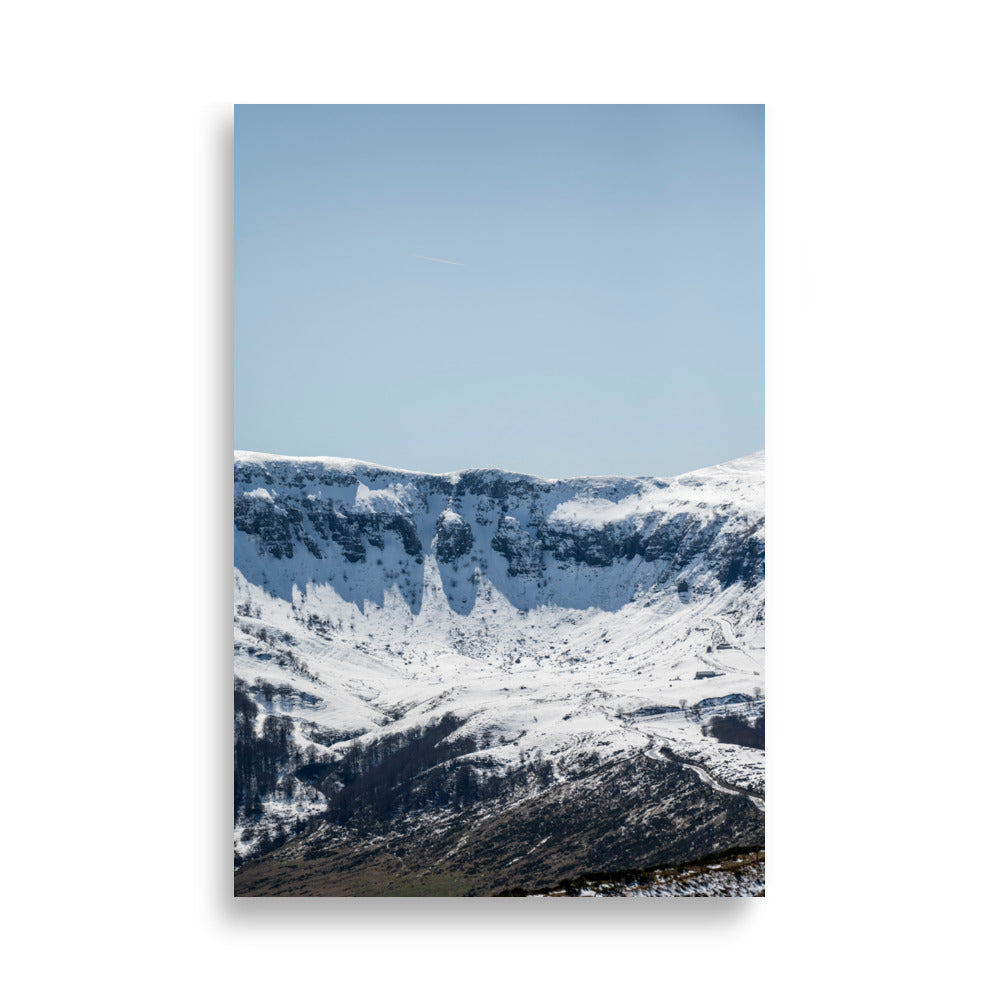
[[252, 678, 321, 707], [234, 679, 301, 823], [320, 715, 478, 825], [702, 712, 765, 749], [293, 611, 343, 638], [238, 622, 294, 646], [236, 690, 565, 857], [295, 714, 556, 829], [236, 623, 320, 683]]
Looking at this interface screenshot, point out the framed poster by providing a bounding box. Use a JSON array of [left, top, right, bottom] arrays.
[[233, 105, 764, 896]]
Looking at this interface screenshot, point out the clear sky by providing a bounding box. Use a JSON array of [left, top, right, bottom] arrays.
[[235, 105, 763, 479]]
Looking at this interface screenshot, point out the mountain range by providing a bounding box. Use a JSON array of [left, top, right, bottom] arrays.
[[232, 450, 765, 896]]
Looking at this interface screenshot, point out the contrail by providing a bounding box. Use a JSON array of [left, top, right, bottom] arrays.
[[413, 254, 465, 266]]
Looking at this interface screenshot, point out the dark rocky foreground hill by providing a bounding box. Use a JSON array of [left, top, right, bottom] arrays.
[[234, 749, 764, 897]]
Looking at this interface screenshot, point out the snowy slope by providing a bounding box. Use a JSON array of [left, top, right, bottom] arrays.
[[233, 451, 765, 868]]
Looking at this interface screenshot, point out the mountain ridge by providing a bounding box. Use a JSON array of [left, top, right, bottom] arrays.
[[234, 448, 764, 488]]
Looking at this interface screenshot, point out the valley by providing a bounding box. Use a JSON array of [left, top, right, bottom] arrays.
[[232, 450, 765, 896]]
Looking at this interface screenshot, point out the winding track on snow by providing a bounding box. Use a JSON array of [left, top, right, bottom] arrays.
[[655, 743, 764, 810], [607, 708, 765, 811]]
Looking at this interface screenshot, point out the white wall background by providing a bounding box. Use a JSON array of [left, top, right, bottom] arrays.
[[2, 2, 997, 997]]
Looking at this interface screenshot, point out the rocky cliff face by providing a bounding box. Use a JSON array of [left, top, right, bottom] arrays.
[[233, 451, 764, 613]]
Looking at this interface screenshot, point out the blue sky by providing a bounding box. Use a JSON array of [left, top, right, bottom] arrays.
[[235, 105, 763, 478]]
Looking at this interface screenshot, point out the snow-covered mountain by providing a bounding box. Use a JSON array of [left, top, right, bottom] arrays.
[[233, 450, 765, 896]]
